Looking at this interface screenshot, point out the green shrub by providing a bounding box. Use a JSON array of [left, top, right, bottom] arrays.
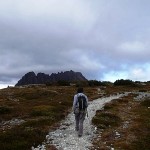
[[0, 126, 46, 150], [114, 79, 135, 86], [57, 80, 70, 86], [103, 104, 113, 110], [23, 118, 54, 127], [92, 112, 121, 129], [139, 89, 147, 92], [129, 98, 150, 150], [30, 105, 54, 116], [0, 106, 12, 114], [141, 98, 150, 107]]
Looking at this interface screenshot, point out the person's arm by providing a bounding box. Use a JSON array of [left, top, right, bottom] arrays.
[[73, 94, 77, 111], [84, 94, 88, 107]]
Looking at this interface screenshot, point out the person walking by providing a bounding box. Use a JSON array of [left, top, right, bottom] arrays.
[[73, 87, 88, 137]]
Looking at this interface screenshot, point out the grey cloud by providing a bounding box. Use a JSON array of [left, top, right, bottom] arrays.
[[0, 0, 150, 86]]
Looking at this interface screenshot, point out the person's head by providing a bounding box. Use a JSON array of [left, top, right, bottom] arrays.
[[77, 87, 83, 93]]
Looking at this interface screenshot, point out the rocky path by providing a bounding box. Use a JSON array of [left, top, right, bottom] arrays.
[[33, 93, 127, 150]]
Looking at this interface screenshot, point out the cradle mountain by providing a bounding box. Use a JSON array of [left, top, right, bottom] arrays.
[[15, 70, 87, 86]]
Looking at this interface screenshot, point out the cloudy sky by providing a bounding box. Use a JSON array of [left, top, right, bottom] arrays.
[[0, 0, 150, 88]]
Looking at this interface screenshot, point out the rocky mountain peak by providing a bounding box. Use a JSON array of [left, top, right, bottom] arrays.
[[15, 70, 87, 86]]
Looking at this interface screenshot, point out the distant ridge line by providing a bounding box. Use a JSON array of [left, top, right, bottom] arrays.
[[15, 70, 87, 86]]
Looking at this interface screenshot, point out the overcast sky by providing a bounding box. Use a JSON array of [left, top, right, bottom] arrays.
[[0, 0, 150, 88]]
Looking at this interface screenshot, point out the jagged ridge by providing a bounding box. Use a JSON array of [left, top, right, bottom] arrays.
[[15, 70, 87, 86]]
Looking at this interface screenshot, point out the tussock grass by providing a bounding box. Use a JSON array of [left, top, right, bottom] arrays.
[[0, 85, 100, 149]]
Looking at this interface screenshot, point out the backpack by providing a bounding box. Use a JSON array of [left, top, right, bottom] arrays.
[[77, 95, 87, 111]]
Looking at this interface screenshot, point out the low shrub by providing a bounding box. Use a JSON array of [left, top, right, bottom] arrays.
[[141, 98, 150, 107], [23, 118, 54, 128], [0, 126, 46, 150], [30, 105, 54, 117], [139, 89, 147, 92], [129, 98, 150, 150], [0, 106, 12, 114], [92, 112, 121, 129]]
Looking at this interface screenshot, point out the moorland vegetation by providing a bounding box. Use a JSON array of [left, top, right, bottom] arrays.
[[0, 80, 150, 149]]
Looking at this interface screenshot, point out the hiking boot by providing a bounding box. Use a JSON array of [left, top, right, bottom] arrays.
[[78, 134, 82, 137], [75, 127, 79, 131]]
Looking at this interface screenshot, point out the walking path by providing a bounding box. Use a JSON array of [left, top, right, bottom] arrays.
[[33, 93, 127, 150]]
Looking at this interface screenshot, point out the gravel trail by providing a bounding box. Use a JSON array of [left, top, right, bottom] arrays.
[[33, 93, 127, 150]]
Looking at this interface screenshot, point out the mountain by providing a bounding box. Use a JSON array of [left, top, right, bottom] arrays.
[[15, 70, 87, 86]]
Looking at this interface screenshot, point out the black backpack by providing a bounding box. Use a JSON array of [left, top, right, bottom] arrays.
[[77, 95, 87, 111]]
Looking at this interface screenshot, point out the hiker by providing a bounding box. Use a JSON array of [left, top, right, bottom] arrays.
[[73, 87, 88, 137]]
